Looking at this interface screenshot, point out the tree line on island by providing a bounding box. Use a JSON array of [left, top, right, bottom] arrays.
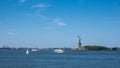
[[84, 45, 120, 51]]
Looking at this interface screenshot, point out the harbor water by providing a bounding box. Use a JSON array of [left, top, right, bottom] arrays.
[[0, 50, 120, 68]]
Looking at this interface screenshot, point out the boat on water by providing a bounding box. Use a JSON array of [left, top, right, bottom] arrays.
[[54, 49, 64, 53], [26, 49, 29, 54], [31, 49, 38, 51]]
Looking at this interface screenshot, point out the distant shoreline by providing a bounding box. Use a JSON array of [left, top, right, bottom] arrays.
[[0, 45, 120, 51]]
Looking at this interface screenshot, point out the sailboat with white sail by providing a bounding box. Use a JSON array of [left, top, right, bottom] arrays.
[[26, 49, 29, 54]]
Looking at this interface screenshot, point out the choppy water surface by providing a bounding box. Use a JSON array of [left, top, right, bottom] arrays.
[[0, 50, 120, 68]]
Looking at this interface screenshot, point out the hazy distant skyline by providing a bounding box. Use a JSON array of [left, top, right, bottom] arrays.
[[0, 0, 120, 48]]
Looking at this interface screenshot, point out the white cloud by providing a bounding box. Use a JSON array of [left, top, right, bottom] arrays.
[[35, 10, 47, 20], [31, 3, 50, 9], [8, 32, 16, 35], [30, 3, 51, 22], [31, 3, 50, 20], [20, 0, 27, 3], [30, 3, 67, 28], [57, 22, 67, 26], [53, 19, 67, 26]]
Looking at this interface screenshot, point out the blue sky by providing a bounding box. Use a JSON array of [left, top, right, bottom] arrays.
[[0, 0, 120, 48]]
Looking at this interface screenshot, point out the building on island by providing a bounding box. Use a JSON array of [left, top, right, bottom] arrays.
[[71, 35, 84, 50]]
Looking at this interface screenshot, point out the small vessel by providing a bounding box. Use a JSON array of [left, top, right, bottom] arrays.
[[54, 49, 64, 53], [31, 49, 38, 51], [26, 49, 29, 54]]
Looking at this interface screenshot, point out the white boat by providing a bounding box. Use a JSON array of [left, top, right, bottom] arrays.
[[31, 49, 38, 51], [26, 49, 29, 54], [54, 49, 64, 53]]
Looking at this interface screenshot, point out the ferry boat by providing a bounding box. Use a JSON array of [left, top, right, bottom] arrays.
[[31, 48, 38, 51], [54, 49, 64, 53]]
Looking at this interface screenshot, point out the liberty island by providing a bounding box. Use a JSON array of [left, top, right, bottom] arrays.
[[71, 35, 85, 50]]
